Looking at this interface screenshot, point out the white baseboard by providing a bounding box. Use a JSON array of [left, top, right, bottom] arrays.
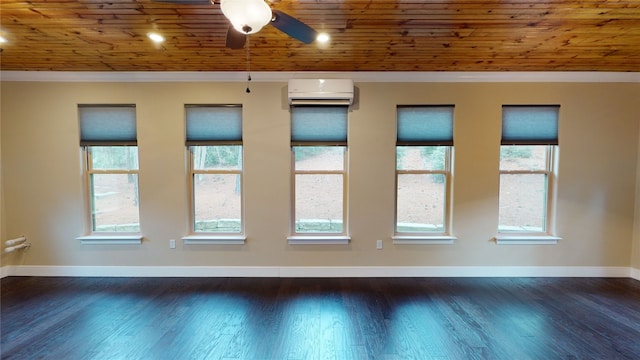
[[0, 265, 635, 278], [1, 265, 281, 278], [1, 266, 10, 279], [279, 266, 632, 278]]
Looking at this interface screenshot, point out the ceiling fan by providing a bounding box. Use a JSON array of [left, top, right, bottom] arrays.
[[157, 0, 319, 49]]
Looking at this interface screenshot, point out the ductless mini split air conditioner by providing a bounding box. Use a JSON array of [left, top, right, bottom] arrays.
[[287, 79, 354, 105]]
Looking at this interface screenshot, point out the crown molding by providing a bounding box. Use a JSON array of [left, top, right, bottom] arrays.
[[1, 71, 639, 83]]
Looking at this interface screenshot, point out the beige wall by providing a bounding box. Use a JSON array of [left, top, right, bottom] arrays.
[[0, 85, 4, 268], [1, 81, 639, 268], [634, 119, 640, 271]]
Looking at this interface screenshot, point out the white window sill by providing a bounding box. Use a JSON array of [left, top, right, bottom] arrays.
[[393, 235, 456, 245], [287, 235, 351, 245], [76, 235, 143, 245], [182, 235, 246, 245], [494, 235, 561, 245]]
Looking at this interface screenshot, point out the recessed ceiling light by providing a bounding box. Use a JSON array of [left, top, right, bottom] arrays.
[[0, 36, 7, 44], [316, 33, 330, 43], [147, 32, 165, 43]]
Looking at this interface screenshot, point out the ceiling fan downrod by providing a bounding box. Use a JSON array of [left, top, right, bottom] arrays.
[[246, 36, 251, 94]]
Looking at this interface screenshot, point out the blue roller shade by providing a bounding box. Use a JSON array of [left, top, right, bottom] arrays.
[[79, 105, 137, 145], [502, 105, 559, 145], [186, 105, 242, 145], [291, 106, 348, 145], [185, 105, 242, 145], [397, 106, 454, 145]]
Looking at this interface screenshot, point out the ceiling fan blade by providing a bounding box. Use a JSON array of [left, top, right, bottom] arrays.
[[270, 10, 318, 44], [153, 0, 213, 5], [226, 25, 247, 49]]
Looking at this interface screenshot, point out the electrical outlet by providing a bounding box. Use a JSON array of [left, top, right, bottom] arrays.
[[169, 239, 176, 249], [376, 240, 383, 250]]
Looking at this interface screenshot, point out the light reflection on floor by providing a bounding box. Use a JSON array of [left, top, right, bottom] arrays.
[[274, 294, 356, 359]]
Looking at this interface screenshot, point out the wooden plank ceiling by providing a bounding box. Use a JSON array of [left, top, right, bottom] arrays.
[[1, 0, 639, 72]]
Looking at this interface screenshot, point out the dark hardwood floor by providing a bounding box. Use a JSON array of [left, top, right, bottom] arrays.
[[2, 276, 640, 360]]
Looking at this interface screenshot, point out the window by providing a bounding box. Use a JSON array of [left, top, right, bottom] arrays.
[[185, 105, 243, 237], [394, 106, 454, 243], [289, 106, 349, 242], [79, 105, 140, 236], [498, 105, 559, 241]]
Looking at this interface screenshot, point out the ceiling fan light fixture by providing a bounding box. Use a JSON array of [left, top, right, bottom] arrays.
[[147, 32, 165, 43], [220, 0, 272, 35], [316, 32, 330, 43]]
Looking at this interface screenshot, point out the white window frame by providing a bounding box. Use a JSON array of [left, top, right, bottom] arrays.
[[78, 146, 142, 245], [393, 146, 455, 244], [496, 145, 560, 244], [289, 146, 349, 244], [392, 105, 456, 245], [183, 145, 245, 245], [495, 105, 561, 245], [76, 104, 142, 245], [287, 105, 350, 244], [181, 104, 246, 245]]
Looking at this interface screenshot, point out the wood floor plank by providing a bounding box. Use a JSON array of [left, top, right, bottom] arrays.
[[2, 277, 640, 359]]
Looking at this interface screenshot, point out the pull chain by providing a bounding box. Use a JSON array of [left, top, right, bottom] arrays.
[[245, 36, 251, 93]]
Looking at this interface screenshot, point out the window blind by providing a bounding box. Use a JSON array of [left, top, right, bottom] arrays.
[[291, 106, 348, 145], [397, 105, 454, 146], [79, 105, 137, 146], [502, 105, 559, 145], [185, 105, 242, 145]]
